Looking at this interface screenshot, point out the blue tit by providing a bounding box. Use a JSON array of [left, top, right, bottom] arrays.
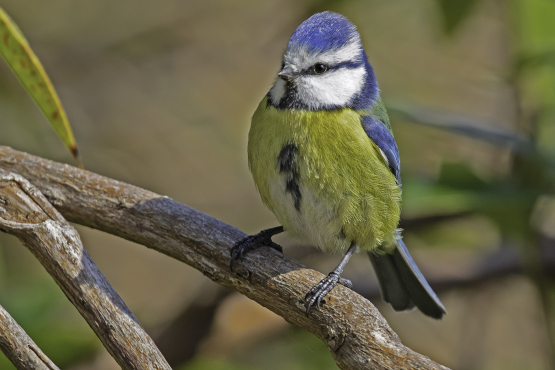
[[231, 11, 446, 319]]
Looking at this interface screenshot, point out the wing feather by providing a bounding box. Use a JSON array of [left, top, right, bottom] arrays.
[[361, 115, 401, 185]]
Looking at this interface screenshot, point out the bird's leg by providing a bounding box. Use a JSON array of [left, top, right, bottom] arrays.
[[305, 243, 356, 316], [230, 226, 284, 271]]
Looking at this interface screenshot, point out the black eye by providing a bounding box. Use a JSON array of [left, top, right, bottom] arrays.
[[313, 63, 328, 74]]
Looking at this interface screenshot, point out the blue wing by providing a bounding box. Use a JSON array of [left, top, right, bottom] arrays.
[[361, 115, 401, 185]]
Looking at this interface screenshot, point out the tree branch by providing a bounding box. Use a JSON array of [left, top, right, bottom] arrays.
[[158, 242, 555, 367], [0, 146, 450, 370], [0, 303, 59, 370], [0, 169, 171, 370]]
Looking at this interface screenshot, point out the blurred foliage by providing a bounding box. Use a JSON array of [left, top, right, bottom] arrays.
[[181, 359, 254, 370], [179, 329, 337, 370], [435, 0, 481, 34], [400, 0, 555, 240], [399, 0, 555, 364], [234, 328, 338, 370], [0, 6, 81, 167]]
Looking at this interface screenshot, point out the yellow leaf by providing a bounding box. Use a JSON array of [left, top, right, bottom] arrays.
[[0, 6, 83, 168]]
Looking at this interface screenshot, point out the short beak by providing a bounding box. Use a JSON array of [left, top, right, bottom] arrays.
[[277, 67, 295, 81]]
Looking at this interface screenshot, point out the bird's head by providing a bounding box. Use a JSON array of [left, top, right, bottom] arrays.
[[269, 12, 378, 111]]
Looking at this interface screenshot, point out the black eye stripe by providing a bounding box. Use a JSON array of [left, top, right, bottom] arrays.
[[299, 63, 328, 75], [297, 60, 363, 75]]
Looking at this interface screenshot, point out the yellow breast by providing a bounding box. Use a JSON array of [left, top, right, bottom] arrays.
[[248, 98, 401, 252]]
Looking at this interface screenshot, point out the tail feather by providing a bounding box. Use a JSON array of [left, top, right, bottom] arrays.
[[369, 252, 415, 311], [368, 237, 446, 319]]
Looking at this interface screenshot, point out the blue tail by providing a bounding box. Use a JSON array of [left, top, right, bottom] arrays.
[[368, 237, 446, 319]]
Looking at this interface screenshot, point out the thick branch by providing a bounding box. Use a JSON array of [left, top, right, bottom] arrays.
[[0, 169, 171, 370], [0, 146, 450, 370], [0, 304, 59, 370]]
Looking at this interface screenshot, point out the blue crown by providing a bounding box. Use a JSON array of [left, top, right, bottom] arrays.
[[288, 12, 359, 52]]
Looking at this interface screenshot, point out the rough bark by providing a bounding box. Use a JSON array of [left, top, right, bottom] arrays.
[[0, 304, 59, 370], [0, 168, 171, 370], [0, 146, 450, 370]]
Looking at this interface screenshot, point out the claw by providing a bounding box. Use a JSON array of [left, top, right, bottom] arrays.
[[269, 241, 283, 253], [306, 296, 316, 317], [230, 254, 240, 272], [304, 272, 343, 316], [229, 227, 284, 272], [339, 277, 353, 289], [304, 280, 323, 301], [304, 243, 357, 317], [229, 243, 246, 272]]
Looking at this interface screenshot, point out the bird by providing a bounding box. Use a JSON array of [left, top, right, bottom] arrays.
[[230, 11, 446, 319]]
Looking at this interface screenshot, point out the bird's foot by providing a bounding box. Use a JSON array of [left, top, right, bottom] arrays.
[[230, 229, 283, 271], [304, 272, 352, 316]]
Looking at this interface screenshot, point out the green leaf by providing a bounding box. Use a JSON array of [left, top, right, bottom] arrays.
[[436, 0, 482, 34], [0, 6, 82, 167]]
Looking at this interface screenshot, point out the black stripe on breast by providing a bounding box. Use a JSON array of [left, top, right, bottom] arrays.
[[278, 144, 302, 212]]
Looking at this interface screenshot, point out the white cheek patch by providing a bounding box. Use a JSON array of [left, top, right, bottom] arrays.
[[296, 66, 366, 109], [269, 78, 287, 106]]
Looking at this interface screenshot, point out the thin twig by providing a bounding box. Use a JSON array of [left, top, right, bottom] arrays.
[[0, 304, 59, 370]]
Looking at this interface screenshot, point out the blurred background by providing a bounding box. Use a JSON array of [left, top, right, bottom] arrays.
[[1, 0, 555, 369]]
